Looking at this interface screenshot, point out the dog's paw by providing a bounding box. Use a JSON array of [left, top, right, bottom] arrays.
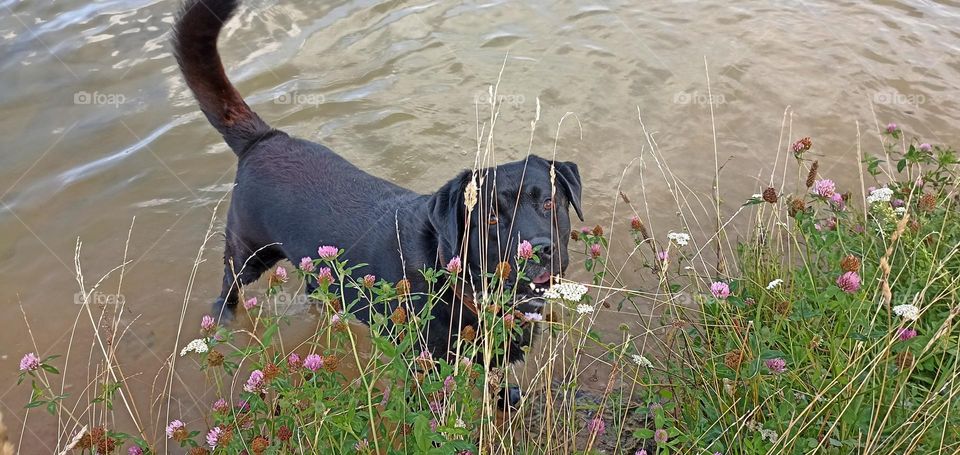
[[498, 385, 522, 409]]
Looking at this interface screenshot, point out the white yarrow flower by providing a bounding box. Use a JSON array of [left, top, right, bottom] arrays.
[[575, 304, 594, 314], [766, 279, 783, 290], [179, 338, 209, 356], [631, 354, 653, 368], [866, 187, 894, 204], [893, 304, 921, 321], [667, 232, 691, 246], [894, 206, 906, 215], [543, 280, 589, 302]]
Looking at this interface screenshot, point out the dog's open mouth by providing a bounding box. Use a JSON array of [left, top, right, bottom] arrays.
[[514, 264, 556, 312]]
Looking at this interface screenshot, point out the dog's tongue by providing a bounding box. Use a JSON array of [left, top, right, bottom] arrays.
[[533, 272, 551, 285]]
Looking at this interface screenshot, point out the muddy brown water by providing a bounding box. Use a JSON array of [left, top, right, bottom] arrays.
[[2, 0, 959, 451]]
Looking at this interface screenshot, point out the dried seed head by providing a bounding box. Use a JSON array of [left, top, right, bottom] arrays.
[[762, 187, 778, 204], [218, 428, 234, 446], [909, 219, 921, 233], [323, 355, 340, 372], [396, 279, 411, 297], [263, 363, 280, 382], [918, 193, 936, 212], [775, 300, 791, 316], [570, 230, 580, 241], [630, 215, 650, 240], [77, 434, 93, 450], [252, 435, 270, 454], [460, 325, 476, 342], [207, 349, 224, 367], [495, 261, 511, 280], [173, 427, 189, 443], [840, 255, 861, 273], [788, 198, 806, 218], [592, 225, 604, 236], [724, 350, 745, 370], [896, 351, 914, 370], [276, 426, 292, 442], [189, 448, 211, 455], [90, 427, 116, 455], [390, 306, 407, 325], [463, 175, 478, 211], [805, 161, 819, 188], [486, 368, 504, 394], [329, 298, 342, 312]]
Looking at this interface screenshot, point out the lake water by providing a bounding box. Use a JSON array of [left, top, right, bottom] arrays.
[[1, 0, 959, 451]]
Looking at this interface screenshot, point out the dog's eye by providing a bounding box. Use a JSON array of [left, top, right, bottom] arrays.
[[488, 212, 499, 225], [543, 199, 555, 210]]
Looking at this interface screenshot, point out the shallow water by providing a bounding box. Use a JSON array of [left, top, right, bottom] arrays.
[[1, 0, 959, 450]]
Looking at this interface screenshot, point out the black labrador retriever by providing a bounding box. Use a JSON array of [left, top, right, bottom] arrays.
[[172, 0, 582, 383]]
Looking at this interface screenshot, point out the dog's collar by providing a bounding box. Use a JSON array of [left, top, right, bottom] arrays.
[[437, 248, 479, 317]]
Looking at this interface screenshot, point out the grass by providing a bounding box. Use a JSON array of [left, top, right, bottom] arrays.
[[12, 83, 960, 454]]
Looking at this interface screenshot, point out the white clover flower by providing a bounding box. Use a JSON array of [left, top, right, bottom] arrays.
[[667, 232, 691, 246], [766, 279, 783, 290], [866, 187, 894, 204], [179, 338, 209, 356], [894, 207, 906, 215], [575, 304, 594, 314], [893, 304, 921, 321], [543, 280, 589, 302], [631, 354, 653, 368]]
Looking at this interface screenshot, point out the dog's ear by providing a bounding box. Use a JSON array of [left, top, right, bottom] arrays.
[[429, 170, 472, 260], [554, 161, 584, 221]]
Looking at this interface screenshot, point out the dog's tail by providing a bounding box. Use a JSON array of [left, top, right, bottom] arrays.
[[173, 0, 272, 155]]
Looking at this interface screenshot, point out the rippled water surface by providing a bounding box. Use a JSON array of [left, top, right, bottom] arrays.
[[1, 0, 959, 450]]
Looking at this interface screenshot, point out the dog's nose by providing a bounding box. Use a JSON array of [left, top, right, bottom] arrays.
[[530, 236, 553, 258]]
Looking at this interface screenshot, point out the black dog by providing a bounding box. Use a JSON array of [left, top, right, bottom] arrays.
[[172, 0, 582, 370]]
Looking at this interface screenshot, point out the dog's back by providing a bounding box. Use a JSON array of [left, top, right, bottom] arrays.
[[173, 0, 421, 312]]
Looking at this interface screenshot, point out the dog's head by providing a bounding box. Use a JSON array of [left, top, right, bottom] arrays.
[[428, 155, 583, 312]]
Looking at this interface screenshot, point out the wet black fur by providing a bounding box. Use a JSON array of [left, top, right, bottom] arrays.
[[172, 0, 583, 363]]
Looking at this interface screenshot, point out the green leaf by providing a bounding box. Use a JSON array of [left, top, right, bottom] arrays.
[[25, 399, 45, 409], [633, 428, 654, 439], [262, 324, 279, 346]]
